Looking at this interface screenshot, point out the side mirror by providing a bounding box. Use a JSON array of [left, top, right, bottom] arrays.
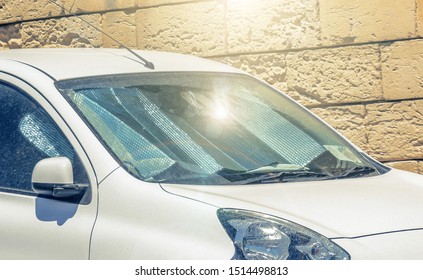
[[32, 157, 87, 198]]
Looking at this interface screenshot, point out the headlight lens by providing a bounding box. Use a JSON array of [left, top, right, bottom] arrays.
[[217, 208, 350, 260]]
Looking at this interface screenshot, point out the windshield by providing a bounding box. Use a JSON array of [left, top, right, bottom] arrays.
[[57, 72, 378, 185]]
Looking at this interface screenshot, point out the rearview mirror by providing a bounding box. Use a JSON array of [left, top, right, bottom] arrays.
[[32, 157, 87, 198]]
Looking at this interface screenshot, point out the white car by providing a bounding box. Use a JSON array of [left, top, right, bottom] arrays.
[[0, 48, 422, 260]]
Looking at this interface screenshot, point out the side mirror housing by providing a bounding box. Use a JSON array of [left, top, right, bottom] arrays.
[[32, 157, 87, 198]]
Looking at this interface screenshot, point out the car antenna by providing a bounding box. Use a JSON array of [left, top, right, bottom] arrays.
[[46, 0, 155, 70]]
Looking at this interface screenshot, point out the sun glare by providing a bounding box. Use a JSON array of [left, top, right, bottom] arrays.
[[213, 104, 229, 120]]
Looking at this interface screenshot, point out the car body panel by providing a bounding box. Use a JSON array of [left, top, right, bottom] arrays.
[[334, 230, 423, 259], [89, 168, 233, 260], [162, 169, 423, 238], [0, 192, 96, 259], [0, 48, 241, 81]]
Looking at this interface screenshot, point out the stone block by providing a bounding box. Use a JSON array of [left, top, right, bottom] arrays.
[[63, 0, 107, 12], [311, 100, 423, 164], [384, 161, 421, 174], [63, 0, 137, 12], [0, 0, 136, 25], [115, 0, 137, 9], [365, 100, 423, 161], [103, 11, 137, 48], [19, 14, 102, 48], [320, 0, 416, 45], [381, 40, 423, 100], [0, 24, 22, 49], [136, 2, 225, 56], [137, 0, 198, 7], [0, 0, 62, 25], [417, 0, 423, 36], [227, 0, 320, 53], [310, 105, 368, 151], [285, 45, 382, 106], [215, 53, 288, 93]]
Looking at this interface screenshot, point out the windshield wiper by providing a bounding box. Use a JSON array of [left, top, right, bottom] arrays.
[[217, 165, 379, 185], [217, 168, 330, 185], [149, 163, 379, 185]]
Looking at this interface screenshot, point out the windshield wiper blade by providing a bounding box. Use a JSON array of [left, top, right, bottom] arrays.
[[217, 169, 330, 185], [218, 165, 378, 185], [246, 171, 331, 184]]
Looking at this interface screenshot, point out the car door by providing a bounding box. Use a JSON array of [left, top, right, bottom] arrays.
[[0, 77, 98, 259]]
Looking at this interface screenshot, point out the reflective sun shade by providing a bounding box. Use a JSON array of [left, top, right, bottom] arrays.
[[57, 72, 373, 185]]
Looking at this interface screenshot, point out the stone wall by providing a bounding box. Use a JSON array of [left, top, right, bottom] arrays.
[[1, 0, 423, 173]]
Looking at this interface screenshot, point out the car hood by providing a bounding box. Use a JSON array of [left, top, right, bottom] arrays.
[[161, 169, 423, 238]]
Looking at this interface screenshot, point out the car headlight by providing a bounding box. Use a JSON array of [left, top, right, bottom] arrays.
[[217, 208, 350, 260]]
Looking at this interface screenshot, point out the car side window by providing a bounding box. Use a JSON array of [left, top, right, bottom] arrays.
[[0, 82, 89, 193]]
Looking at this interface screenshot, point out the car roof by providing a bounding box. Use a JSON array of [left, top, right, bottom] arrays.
[[0, 48, 241, 81]]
